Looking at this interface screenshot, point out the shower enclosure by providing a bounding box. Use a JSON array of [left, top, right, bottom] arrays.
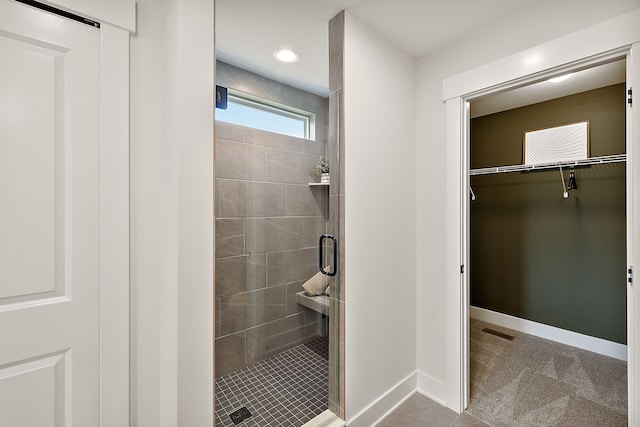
[[213, 51, 343, 424]]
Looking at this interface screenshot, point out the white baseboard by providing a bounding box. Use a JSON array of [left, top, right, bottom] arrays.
[[347, 372, 417, 427], [470, 306, 627, 361], [416, 371, 447, 407]]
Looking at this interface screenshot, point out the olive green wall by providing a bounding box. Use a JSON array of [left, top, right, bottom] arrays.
[[470, 83, 627, 344]]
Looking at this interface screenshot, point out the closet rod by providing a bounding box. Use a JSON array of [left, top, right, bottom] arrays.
[[469, 154, 626, 176]]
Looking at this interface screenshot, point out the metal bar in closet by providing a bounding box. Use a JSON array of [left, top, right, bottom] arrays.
[[469, 154, 627, 176]]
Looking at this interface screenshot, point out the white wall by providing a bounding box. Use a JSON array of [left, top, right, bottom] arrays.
[[415, 0, 640, 405], [130, 0, 213, 426], [130, 2, 169, 425], [343, 12, 417, 424], [171, 0, 214, 424]]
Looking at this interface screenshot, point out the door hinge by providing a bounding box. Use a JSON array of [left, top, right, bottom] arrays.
[[629, 88, 633, 106], [460, 265, 465, 274], [628, 266, 633, 285]]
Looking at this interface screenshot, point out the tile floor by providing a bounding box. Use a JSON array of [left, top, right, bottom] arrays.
[[377, 394, 488, 427], [215, 336, 329, 427], [216, 322, 626, 426]]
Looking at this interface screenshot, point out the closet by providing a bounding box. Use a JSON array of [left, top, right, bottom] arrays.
[[463, 59, 630, 425], [468, 59, 627, 347]]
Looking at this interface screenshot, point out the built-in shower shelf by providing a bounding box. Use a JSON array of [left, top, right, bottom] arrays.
[[308, 182, 330, 187], [296, 292, 330, 316]]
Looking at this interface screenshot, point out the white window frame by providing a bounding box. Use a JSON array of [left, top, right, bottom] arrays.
[[219, 90, 316, 140]]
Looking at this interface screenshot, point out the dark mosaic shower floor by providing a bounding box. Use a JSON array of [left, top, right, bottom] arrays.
[[215, 336, 329, 427]]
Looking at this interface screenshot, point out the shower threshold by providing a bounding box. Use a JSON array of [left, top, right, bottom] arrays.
[[301, 410, 345, 427]]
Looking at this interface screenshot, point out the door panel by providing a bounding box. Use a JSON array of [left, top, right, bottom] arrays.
[[0, 32, 64, 304], [0, 352, 67, 426], [0, 2, 100, 425]]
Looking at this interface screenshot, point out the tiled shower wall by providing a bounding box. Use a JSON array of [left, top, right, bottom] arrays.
[[215, 61, 330, 376]]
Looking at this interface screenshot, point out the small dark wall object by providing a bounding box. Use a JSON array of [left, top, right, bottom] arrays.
[[568, 168, 578, 191], [216, 85, 228, 110], [229, 407, 252, 425]]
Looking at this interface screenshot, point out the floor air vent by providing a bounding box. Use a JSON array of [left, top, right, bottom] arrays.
[[229, 407, 252, 425], [481, 328, 515, 341]]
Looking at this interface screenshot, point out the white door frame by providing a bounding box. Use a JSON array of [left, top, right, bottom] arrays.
[[40, 2, 133, 423], [20, 1, 215, 425], [98, 22, 130, 426], [627, 40, 640, 424], [444, 8, 640, 421]]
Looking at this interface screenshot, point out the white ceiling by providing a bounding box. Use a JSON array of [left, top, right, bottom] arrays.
[[344, 0, 548, 58], [216, 0, 549, 93], [470, 59, 627, 118], [216, 0, 627, 111]]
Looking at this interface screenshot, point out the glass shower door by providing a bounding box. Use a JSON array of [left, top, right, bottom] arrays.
[[214, 58, 335, 426]]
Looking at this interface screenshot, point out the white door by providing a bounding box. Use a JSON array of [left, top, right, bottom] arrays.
[[0, 1, 102, 425]]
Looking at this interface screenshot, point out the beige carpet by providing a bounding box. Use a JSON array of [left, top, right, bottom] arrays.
[[467, 319, 627, 426]]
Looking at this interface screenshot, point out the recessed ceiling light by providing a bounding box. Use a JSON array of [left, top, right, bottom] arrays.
[[273, 49, 299, 63], [549, 73, 574, 83]]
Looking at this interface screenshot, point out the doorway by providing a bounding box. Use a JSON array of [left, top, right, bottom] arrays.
[[443, 19, 640, 421], [213, 6, 344, 426], [213, 61, 333, 426], [454, 48, 640, 419], [464, 58, 628, 424]]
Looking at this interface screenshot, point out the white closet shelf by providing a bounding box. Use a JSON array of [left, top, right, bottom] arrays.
[[470, 154, 626, 176]]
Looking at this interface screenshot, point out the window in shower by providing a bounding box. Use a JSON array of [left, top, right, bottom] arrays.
[[216, 90, 315, 140]]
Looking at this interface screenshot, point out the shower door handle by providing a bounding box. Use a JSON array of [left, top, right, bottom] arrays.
[[319, 234, 337, 277]]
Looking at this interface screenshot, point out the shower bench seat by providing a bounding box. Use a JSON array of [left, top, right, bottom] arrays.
[[296, 292, 330, 316]]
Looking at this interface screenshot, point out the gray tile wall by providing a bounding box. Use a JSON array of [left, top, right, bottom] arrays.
[[215, 62, 330, 377]]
